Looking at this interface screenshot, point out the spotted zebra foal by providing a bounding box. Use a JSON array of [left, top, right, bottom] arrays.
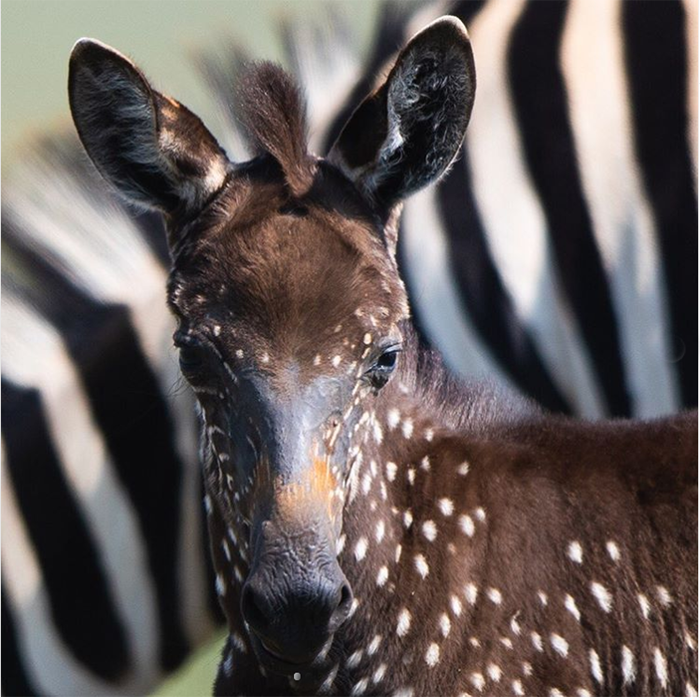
[[68, 16, 697, 697]]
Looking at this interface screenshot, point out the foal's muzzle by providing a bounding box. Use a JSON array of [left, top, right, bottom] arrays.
[[242, 556, 353, 671]]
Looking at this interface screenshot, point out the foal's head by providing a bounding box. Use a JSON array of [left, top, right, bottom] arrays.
[[69, 17, 475, 683]]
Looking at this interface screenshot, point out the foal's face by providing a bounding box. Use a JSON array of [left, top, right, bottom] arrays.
[[68, 14, 474, 684], [168, 165, 408, 671]]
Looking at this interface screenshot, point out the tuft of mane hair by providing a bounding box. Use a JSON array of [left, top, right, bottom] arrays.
[[237, 62, 316, 197]]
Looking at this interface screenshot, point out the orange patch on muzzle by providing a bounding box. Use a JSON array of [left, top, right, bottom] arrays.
[[275, 457, 341, 523]]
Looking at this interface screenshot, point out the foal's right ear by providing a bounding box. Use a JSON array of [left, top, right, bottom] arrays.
[[69, 39, 231, 220]]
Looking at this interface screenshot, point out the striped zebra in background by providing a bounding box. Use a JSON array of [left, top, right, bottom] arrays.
[[2, 0, 696, 694]]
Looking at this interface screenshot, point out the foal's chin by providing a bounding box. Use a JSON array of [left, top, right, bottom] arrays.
[[250, 631, 335, 686]]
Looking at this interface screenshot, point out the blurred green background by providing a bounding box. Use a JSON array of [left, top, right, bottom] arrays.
[[2, 0, 382, 170], [2, 1, 380, 693]]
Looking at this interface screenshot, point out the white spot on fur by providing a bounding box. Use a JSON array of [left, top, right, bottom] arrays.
[[538, 591, 548, 606], [512, 679, 524, 695], [606, 540, 621, 561], [424, 428, 434, 441], [231, 632, 247, 653], [377, 566, 389, 587], [351, 677, 368, 695], [656, 586, 672, 607], [386, 461, 397, 481], [450, 594, 463, 617], [459, 514, 475, 537], [621, 645, 635, 685], [487, 587, 502, 604], [422, 520, 437, 541], [354, 537, 368, 561], [403, 510, 413, 529], [567, 540, 583, 563], [372, 663, 387, 684], [653, 647, 668, 687], [549, 689, 565, 697], [501, 637, 513, 649], [375, 520, 385, 543], [438, 497, 454, 516], [465, 583, 478, 605], [522, 662, 533, 676], [336, 534, 346, 555], [397, 608, 411, 637], [347, 650, 363, 668], [576, 690, 592, 697], [387, 408, 400, 430], [425, 642, 440, 667], [401, 419, 414, 438], [414, 554, 429, 578], [457, 461, 470, 476], [565, 594, 581, 621], [474, 507, 486, 521], [216, 573, 226, 596], [686, 683, 698, 697], [407, 468, 416, 485], [590, 581, 612, 612], [395, 544, 402, 563], [589, 649, 603, 683], [420, 456, 431, 471], [510, 613, 522, 635], [638, 593, 651, 619], [470, 673, 485, 691], [439, 613, 451, 637], [487, 663, 502, 682], [223, 651, 233, 676], [551, 634, 569, 657], [531, 632, 543, 652], [368, 635, 382, 655]]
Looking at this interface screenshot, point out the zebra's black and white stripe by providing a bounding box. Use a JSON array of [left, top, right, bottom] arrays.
[[2, 143, 222, 694], [324, 0, 697, 419], [2, 1, 696, 694]]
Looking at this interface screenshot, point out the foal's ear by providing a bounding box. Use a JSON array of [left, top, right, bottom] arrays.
[[328, 16, 475, 210], [69, 39, 231, 219]]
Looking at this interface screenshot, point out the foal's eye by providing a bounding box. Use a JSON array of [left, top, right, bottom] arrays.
[[179, 346, 203, 371], [176, 343, 205, 374], [173, 332, 204, 375], [367, 346, 401, 390]]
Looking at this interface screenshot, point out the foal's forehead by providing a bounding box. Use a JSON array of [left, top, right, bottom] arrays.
[[169, 167, 408, 345]]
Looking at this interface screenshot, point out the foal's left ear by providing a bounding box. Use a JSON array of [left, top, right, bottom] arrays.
[[69, 39, 231, 223], [328, 16, 475, 212]]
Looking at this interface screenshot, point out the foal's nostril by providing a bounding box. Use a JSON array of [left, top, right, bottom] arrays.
[[241, 583, 270, 637], [329, 581, 354, 632]]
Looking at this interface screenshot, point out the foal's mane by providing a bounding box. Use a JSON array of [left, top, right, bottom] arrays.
[[396, 324, 539, 436], [237, 63, 316, 197]]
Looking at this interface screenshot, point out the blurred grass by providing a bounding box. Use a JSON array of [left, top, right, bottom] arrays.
[[152, 631, 226, 697]]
